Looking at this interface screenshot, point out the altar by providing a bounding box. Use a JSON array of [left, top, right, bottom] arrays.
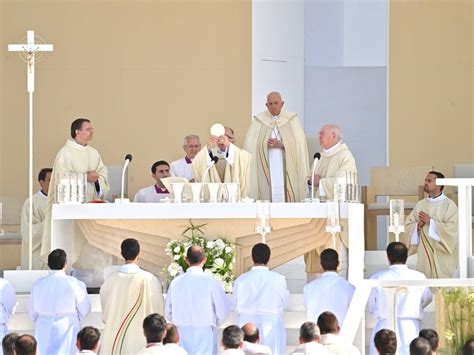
[[51, 202, 365, 283]]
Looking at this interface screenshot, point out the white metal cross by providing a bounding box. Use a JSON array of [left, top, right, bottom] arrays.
[[8, 30, 53, 270], [8, 30, 53, 93]]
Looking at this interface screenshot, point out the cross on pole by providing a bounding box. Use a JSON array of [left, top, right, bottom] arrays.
[[8, 30, 53, 270]]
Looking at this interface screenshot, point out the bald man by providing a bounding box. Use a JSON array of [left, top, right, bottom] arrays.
[[244, 92, 309, 202], [305, 124, 357, 278]]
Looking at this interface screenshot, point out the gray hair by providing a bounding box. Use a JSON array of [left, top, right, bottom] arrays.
[[266, 91, 283, 101], [183, 134, 200, 145], [299, 322, 321, 342], [325, 124, 342, 141]]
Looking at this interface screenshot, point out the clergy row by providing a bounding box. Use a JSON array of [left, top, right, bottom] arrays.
[[19, 90, 458, 280], [1, 240, 439, 355]]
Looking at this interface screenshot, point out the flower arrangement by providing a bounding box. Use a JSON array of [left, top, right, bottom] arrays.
[[164, 221, 235, 292], [440, 287, 474, 354]]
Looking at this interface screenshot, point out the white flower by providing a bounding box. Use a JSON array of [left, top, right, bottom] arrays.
[[206, 241, 215, 248], [173, 255, 180, 261], [229, 263, 233, 270], [214, 258, 224, 268], [173, 246, 181, 253], [215, 239, 225, 249], [225, 246, 233, 253], [168, 262, 180, 277]]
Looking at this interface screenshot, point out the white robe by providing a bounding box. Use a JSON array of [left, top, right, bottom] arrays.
[[232, 266, 289, 355], [138, 343, 187, 354], [171, 157, 194, 181], [320, 334, 360, 355], [303, 271, 355, 326], [164, 266, 231, 355], [134, 185, 171, 203], [242, 341, 272, 355], [0, 278, 17, 355], [100, 263, 164, 355], [29, 270, 91, 355], [367, 264, 433, 355], [42, 139, 110, 266], [290, 342, 329, 355], [20, 190, 48, 270]]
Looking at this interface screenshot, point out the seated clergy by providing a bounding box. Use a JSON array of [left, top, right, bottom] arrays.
[[134, 160, 171, 202], [170, 134, 201, 181], [192, 126, 251, 198]]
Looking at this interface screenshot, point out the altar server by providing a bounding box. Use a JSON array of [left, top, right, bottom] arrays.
[[100, 239, 164, 355], [20, 168, 51, 270], [29, 249, 91, 355], [134, 160, 171, 202], [0, 278, 17, 355], [368, 242, 432, 355], [170, 135, 201, 181], [165, 245, 231, 355], [402, 171, 458, 278], [303, 248, 354, 326], [244, 91, 309, 203], [233, 243, 289, 355], [193, 127, 251, 198]]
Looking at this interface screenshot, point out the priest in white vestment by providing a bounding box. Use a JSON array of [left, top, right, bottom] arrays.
[[368, 242, 432, 355], [170, 134, 201, 181], [137, 313, 170, 355], [305, 124, 357, 276], [100, 239, 164, 355], [134, 160, 172, 202], [165, 245, 231, 355], [244, 92, 309, 202], [20, 168, 52, 270], [42, 118, 110, 267], [318, 312, 360, 355], [193, 127, 251, 199], [163, 324, 189, 355], [76, 326, 101, 353], [303, 249, 354, 326], [29, 249, 91, 355], [221, 326, 245, 355], [233, 244, 289, 355], [241, 323, 272, 355], [401, 171, 458, 278], [0, 277, 17, 355]]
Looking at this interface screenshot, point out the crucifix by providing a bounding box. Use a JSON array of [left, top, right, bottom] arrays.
[[8, 30, 53, 270]]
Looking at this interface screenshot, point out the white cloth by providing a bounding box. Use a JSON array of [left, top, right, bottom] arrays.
[[164, 343, 188, 355], [164, 266, 231, 355], [223, 349, 245, 355], [0, 278, 17, 355], [268, 119, 285, 202], [290, 342, 329, 355], [171, 157, 194, 181], [320, 334, 360, 355], [242, 341, 272, 355], [138, 343, 186, 355], [20, 190, 48, 270], [367, 264, 433, 355], [100, 263, 164, 355], [134, 185, 171, 202], [233, 266, 289, 355], [29, 270, 91, 355], [303, 271, 354, 326]]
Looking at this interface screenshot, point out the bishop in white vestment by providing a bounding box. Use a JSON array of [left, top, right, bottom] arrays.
[[305, 124, 357, 274], [42, 119, 109, 266], [165, 246, 231, 355], [367, 242, 432, 355], [29, 249, 91, 355], [193, 128, 251, 198], [0, 278, 17, 355], [232, 244, 289, 355], [401, 171, 458, 278], [20, 168, 52, 270], [244, 92, 309, 202]]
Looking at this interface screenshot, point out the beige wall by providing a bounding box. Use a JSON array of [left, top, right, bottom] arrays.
[[389, 0, 473, 174], [1, 0, 251, 224]]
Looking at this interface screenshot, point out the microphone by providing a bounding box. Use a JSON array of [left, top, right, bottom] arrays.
[[201, 156, 219, 200], [311, 152, 321, 201], [116, 154, 133, 203]]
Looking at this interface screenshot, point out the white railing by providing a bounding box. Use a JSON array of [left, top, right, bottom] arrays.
[[340, 278, 474, 354]]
